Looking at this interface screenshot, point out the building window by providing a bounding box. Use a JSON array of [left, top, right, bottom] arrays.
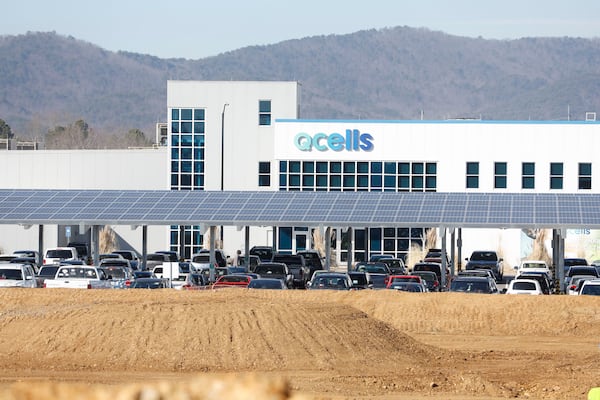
[[258, 161, 271, 187], [494, 162, 507, 189], [550, 162, 563, 189], [522, 162, 535, 189], [579, 163, 592, 190], [278, 160, 436, 192], [466, 162, 479, 189], [259, 100, 271, 126]]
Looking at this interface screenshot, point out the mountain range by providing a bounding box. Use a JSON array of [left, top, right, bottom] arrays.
[[1, 28, 599, 140]]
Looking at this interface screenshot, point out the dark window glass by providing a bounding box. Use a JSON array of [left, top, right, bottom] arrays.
[[522, 176, 535, 189], [316, 162, 328, 173], [171, 122, 179, 134], [259, 162, 270, 174], [579, 177, 592, 190], [171, 148, 179, 160], [344, 162, 355, 173], [194, 109, 205, 120], [181, 135, 192, 146], [316, 175, 328, 187], [193, 122, 205, 134], [370, 228, 382, 252], [384, 239, 395, 251], [181, 161, 192, 173], [330, 175, 341, 187], [181, 109, 192, 120], [384, 176, 395, 188], [193, 135, 205, 147], [278, 227, 292, 250], [371, 162, 382, 173], [330, 162, 342, 173], [426, 176, 437, 189], [343, 175, 355, 188], [171, 161, 179, 173], [289, 161, 301, 173], [495, 176, 507, 189], [357, 175, 369, 187], [303, 161, 314, 173], [181, 148, 192, 160], [181, 122, 192, 133], [194, 162, 204, 173], [279, 161, 287, 173], [522, 162, 535, 175], [550, 177, 563, 189], [384, 162, 396, 174], [355, 229, 366, 251], [357, 162, 369, 173], [259, 114, 271, 126], [579, 163, 592, 175], [412, 176, 423, 189], [180, 174, 191, 186], [194, 175, 204, 187], [384, 228, 395, 237], [259, 100, 271, 112], [412, 163, 424, 174], [495, 162, 507, 175], [258, 175, 270, 186], [371, 175, 382, 188], [303, 175, 314, 187], [279, 174, 286, 187], [171, 135, 180, 146], [171, 109, 179, 120], [550, 162, 563, 175], [398, 176, 410, 188], [426, 163, 437, 174], [466, 176, 479, 189], [398, 163, 410, 175], [289, 175, 300, 187], [466, 162, 479, 175]]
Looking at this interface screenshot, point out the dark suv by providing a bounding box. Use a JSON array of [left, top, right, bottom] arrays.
[[272, 253, 309, 288], [249, 246, 274, 262], [465, 251, 504, 282]]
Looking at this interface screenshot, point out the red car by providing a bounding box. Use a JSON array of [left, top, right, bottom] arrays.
[[212, 275, 252, 289], [385, 275, 423, 289]]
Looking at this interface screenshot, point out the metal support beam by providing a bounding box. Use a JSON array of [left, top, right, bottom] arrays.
[[38, 224, 44, 268], [209, 226, 217, 283], [346, 227, 353, 273], [244, 226, 250, 266], [142, 225, 148, 271], [325, 227, 331, 271], [440, 227, 447, 288]]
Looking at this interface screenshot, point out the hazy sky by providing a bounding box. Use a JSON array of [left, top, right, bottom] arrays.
[[3, 0, 599, 59]]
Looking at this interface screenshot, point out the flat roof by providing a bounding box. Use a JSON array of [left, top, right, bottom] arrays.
[[0, 189, 598, 229]]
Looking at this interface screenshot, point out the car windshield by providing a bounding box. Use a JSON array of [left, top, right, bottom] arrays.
[[512, 281, 537, 290], [56, 268, 98, 279], [38, 267, 59, 278], [255, 266, 285, 275], [46, 250, 74, 259], [470, 252, 498, 261], [451, 280, 491, 293], [312, 276, 348, 289], [101, 267, 128, 279], [0, 269, 23, 280]]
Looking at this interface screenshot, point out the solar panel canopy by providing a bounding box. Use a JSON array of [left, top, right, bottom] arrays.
[[0, 189, 599, 229]]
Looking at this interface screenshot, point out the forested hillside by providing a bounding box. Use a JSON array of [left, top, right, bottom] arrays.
[[1, 28, 599, 146]]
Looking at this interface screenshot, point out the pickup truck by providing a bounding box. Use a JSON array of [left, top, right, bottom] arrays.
[[43, 266, 112, 289], [465, 250, 504, 282], [271, 253, 310, 289], [253, 262, 294, 288]]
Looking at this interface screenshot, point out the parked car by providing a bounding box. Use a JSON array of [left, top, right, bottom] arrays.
[[514, 272, 553, 295], [388, 281, 427, 292], [247, 278, 287, 290], [36, 265, 61, 288], [44, 266, 112, 289], [296, 250, 324, 277], [513, 260, 553, 280], [238, 255, 261, 272], [505, 278, 543, 295], [307, 273, 353, 290], [99, 265, 134, 289], [578, 279, 600, 296], [271, 253, 310, 289], [249, 246, 274, 263], [412, 262, 449, 290], [0, 264, 38, 288], [369, 254, 393, 262], [379, 258, 407, 275], [253, 262, 293, 288], [212, 274, 252, 289], [180, 272, 210, 290], [465, 250, 504, 282], [9, 256, 39, 273], [566, 275, 597, 295], [192, 249, 227, 268], [112, 250, 141, 270], [347, 271, 372, 290], [11, 250, 40, 265], [386, 275, 423, 289], [43, 247, 79, 265], [354, 262, 390, 289], [449, 276, 499, 294], [412, 270, 440, 292], [129, 278, 169, 289]]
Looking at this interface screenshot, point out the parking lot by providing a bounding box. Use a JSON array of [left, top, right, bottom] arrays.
[[0, 288, 598, 399]]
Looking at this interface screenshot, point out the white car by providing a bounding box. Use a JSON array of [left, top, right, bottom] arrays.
[[43, 247, 79, 265], [578, 279, 600, 296], [566, 275, 597, 295], [0, 264, 38, 288], [505, 278, 543, 295], [514, 260, 553, 280]]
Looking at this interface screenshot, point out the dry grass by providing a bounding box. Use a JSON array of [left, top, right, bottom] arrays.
[[99, 225, 117, 254]]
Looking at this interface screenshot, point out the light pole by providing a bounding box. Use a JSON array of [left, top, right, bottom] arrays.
[[220, 103, 229, 246]]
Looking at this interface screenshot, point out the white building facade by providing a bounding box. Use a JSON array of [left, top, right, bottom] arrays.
[[0, 80, 599, 267]]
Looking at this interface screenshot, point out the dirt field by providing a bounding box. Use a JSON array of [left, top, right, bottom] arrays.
[[0, 288, 599, 399]]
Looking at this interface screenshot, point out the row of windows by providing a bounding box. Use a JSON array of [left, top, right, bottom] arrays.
[[466, 162, 592, 190], [170, 108, 206, 191], [260, 161, 437, 191]]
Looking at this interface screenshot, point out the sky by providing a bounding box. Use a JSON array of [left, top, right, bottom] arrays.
[[3, 0, 599, 60]]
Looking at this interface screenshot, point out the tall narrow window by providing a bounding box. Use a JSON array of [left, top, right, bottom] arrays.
[[579, 163, 592, 190], [259, 100, 271, 126], [494, 162, 507, 189], [550, 162, 563, 189], [522, 162, 535, 189], [466, 162, 479, 188], [258, 161, 271, 187]]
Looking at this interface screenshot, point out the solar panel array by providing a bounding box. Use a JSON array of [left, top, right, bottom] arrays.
[[0, 189, 599, 228]]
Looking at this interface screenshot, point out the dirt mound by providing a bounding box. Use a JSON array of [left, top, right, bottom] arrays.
[[0, 289, 598, 399]]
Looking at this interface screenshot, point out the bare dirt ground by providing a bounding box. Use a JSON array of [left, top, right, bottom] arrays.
[[0, 288, 599, 399]]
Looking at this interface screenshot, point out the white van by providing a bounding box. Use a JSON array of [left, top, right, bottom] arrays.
[[43, 247, 79, 265], [0, 264, 38, 288]]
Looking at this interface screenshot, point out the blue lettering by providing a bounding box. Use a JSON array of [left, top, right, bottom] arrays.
[[294, 129, 375, 152]]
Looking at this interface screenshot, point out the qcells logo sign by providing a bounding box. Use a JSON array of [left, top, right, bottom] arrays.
[[294, 129, 374, 152]]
